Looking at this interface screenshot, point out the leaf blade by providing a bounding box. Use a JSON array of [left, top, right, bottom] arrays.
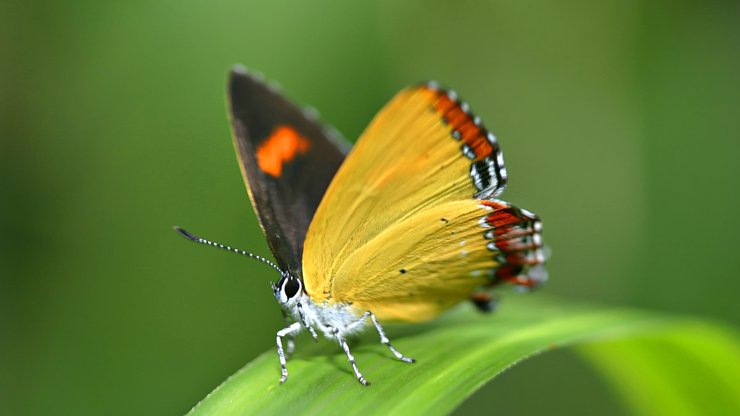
[[577, 321, 740, 416], [186, 298, 738, 415]]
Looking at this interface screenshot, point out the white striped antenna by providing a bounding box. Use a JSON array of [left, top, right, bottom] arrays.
[[173, 226, 284, 276]]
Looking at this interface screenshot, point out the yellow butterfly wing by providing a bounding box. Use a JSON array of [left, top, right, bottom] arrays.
[[302, 84, 546, 322]]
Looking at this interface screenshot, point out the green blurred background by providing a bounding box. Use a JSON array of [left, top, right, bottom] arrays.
[[2, 0, 738, 414]]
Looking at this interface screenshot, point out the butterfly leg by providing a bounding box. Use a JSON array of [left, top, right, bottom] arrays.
[[280, 309, 296, 357], [276, 322, 302, 384], [333, 329, 370, 386], [296, 302, 318, 341], [345, 311, 370, 332], [369, 313, 415, 364]]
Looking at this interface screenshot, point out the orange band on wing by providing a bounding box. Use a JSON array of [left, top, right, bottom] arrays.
[[256, 126, 311, 177], [431, 90, 493, 160], [420, 83, 507, 199]]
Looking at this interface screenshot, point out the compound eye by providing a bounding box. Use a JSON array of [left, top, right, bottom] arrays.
[[283, 277, 301, 299]]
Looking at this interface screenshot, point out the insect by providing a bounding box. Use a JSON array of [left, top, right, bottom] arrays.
[[175, 66, 547, 386]]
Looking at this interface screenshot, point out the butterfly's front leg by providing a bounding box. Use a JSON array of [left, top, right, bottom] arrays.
[[276, 322, 302, 384], [369, 312, 415, 364], [296, 301, 318, 341]]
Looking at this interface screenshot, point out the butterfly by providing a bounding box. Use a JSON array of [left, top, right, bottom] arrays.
[[175, 65, 547, 386]]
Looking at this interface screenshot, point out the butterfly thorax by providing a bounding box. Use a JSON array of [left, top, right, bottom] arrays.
[[273, 273, 366, 338]]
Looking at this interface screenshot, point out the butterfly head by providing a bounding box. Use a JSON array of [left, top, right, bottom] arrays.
[[273, 273, 303, 306]]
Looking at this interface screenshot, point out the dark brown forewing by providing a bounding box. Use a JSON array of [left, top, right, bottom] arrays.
[[228, 66, 348, 277]]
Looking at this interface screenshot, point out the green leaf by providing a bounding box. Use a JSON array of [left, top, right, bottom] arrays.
[[186, 297, 739, 415], [577, 321, 740, 416]]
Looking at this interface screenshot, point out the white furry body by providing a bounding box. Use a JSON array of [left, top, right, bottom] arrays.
[[285, 292, 367, 338], [274, 286, 415, 385]]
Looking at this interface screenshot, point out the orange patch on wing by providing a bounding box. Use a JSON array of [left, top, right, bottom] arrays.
[[428, 87, 495, 160], [256, 126, 311, 177]]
